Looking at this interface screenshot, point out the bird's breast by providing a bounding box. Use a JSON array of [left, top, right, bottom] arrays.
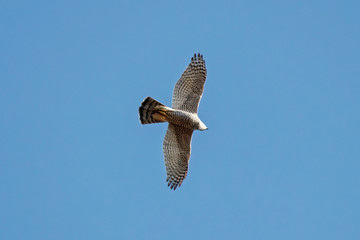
[[166, 110, 198, 130]]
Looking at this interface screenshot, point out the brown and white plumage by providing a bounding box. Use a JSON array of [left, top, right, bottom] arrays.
[[172, 54, 207, 113], [163, 124, 193, 189], [139, 53, 207, 190]]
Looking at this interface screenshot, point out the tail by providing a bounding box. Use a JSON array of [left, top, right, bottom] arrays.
[[139, 97, 169, 124]]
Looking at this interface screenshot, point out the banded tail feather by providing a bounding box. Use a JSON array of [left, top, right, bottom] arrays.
[[139, 97, 168, 124]]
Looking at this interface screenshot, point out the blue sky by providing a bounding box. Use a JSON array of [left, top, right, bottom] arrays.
[[1, 0, 359, 239]]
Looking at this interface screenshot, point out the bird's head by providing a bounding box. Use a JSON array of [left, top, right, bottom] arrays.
[[197, 120, 208, 131]]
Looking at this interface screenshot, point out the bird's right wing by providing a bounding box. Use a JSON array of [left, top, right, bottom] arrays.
[[172, 53, 207, 114], [163, 123, 193, 190]]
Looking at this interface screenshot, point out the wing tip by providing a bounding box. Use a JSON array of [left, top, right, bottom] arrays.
[[191, 53, 204, 63], [166, 177, 183, 191]]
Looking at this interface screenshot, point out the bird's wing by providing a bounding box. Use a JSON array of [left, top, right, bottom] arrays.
[[163, 123, 193, 190], [172, 53, 207, 113]]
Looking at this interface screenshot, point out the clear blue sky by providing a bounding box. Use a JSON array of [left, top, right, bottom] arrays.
[[1, 1, 359, 239]]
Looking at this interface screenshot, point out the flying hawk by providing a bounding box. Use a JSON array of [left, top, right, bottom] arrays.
[[139, 53, 208, 190]]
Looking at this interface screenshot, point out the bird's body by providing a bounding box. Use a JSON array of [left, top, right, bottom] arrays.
[[139, 53, 207, 190], [166, 109, 207, 131]]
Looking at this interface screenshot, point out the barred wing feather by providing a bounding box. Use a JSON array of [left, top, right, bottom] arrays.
[[172, 53, 207, 113]]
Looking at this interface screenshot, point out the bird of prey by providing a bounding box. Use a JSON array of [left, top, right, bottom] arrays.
[[139, 53, 208, 190]]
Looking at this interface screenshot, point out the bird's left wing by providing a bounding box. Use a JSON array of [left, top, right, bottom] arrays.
[[163, 123, 193, 190]]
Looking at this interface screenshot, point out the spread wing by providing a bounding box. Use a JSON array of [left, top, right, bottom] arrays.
[[163, 123, 193, 190], [172, 53, 207, 113]]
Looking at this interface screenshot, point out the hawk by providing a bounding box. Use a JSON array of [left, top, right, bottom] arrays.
[[139, 53, 208, 190]]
